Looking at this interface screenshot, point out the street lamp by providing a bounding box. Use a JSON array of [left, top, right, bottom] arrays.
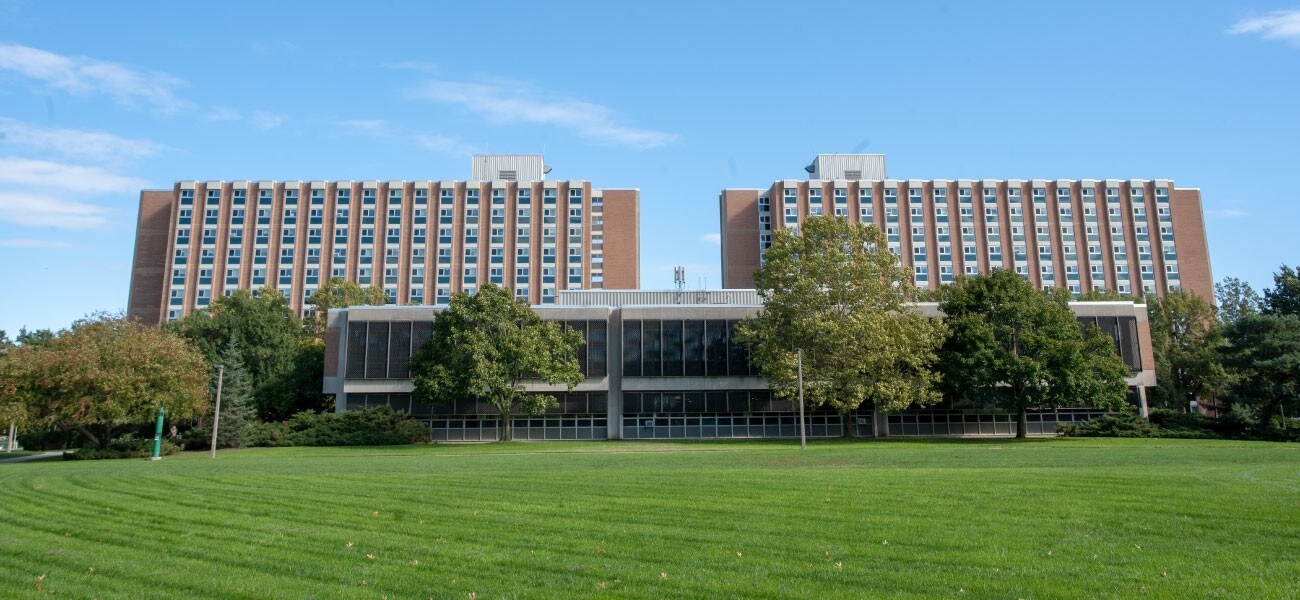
[[210, 364, 224, 459]]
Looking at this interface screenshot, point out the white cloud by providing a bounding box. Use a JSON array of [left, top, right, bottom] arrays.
[[0, 190, 110, 229], [202, 107, 286, 129], [202, 107, 242, 122], [0, 42, 189, 113], [1228, 10, 1300, 46], [1205, 208, 1250, 218], [408, 79, 679, 149], [0, 238, 73, 249], [0, 157, 147, 193], [384, 61, 439, 75], [0, 118, 163, 162], [338, 118, 388, 134], [413, 133, 476, 156], [0, 157, 146, 229], [338, 118, 475, 156], [700, 232, 721, 246]]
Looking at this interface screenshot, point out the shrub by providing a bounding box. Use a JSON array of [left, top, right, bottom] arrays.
[[247, 422, 293, 447], [1059, 414, 1159, 438], [64, 435, 182, 460], [280, 407, 428, 446]]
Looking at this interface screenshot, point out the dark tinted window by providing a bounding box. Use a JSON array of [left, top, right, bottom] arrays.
[[643, 320, 662, 377], [705, 320, 728, 376], [389, 322, 412, 378], [346, 322, 367, 379], [622, 320, 641, 376], [662, 320, 683, 377], [683, 320, 705, 376], [587, 320, 607, 377], [365, 322, 390, 379]]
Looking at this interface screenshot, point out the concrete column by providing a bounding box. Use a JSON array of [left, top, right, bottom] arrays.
[[1138, 386, 1150, 419], [606, 311, 623, 440], [873, 405, 888, 438]]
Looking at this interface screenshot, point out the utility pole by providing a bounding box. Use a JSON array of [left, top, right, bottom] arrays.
[[210, 364, 224, 459], [797, 348, 806, 450]]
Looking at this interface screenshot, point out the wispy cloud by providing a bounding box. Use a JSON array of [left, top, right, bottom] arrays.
[[203, 107, 286, 130], [0, 238, 73, 249], [0, 157, 147, 193], [0, 42, 189, 113], [384, 60, 439, 75], [0, 190, 111, 229], [0, 117, 163, 162], [337, 118, 477, 156], [700, 232, 721, 246], [1228, 10, 1300, 46], [0, 158, 147, 229], [413, 133, 476, 156], [1205, 208, 1250, 219], [407, 78, 678, 149]]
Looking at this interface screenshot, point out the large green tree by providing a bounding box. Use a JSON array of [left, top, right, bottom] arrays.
[[938, 270, 1131, 438], [12, 314, 209, 449], [1216, 276, 1262, 327], [409, 284, 584, 441], [1263, 264, 1300, 317], [1147, 290, 1230, 412], [736, 215, 945, 437], [1220, 314, 1300, 432], [167, 288, 318, 420], [305, 277, 388, 339]]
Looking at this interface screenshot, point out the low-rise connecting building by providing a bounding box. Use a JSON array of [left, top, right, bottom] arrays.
[[323, 290, 1155, 440]]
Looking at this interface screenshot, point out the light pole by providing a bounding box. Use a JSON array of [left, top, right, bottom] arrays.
[[150, 406, 166, 460], [797, 348, 806, 450], [209, 364, 224, 459]]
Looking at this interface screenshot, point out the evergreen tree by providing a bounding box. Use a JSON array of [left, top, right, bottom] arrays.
[[211, 343, 257, 449]]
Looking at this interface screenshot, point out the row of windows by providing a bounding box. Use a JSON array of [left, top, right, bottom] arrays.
[[770, 184, 1170, 202], [622, 391, 796, 414], [621, 319, 756, 377], [344, 320, 607, 380], [346, 392, 608, 416]]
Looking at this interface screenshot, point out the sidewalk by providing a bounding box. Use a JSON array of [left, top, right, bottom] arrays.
[[0, 451, 62, 463]]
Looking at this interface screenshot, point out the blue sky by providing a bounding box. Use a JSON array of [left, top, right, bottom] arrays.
[[1, 1, 1297, 334]]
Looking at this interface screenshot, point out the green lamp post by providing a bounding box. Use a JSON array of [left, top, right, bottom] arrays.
[[150, 406, 166, 461]]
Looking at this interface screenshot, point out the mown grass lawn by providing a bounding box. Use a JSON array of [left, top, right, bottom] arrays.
[[1, 438, 1297, 599]]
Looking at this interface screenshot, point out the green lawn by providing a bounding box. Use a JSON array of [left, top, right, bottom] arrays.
[[1, 438, 1297, 599]]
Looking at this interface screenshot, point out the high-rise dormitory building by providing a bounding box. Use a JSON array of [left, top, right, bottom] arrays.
[[127, 155, 640, 325], [720, 154, 1213, 301]]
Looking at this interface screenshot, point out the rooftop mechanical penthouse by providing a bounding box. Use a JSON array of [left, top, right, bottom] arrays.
[[128, 155, 640, 325], [719, 154, 1213, 300]]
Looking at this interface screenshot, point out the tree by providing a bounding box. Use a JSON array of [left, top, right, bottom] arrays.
[[1216, 277, 1262, 327], [409, 284, 583, 442], [15, 327, 55, 348], [305, 278, 388, 339], [255, 342, 333, 420], [1263, 264, 1300, 317], [938, 270, 1131, 438], [1220, 314, 1300, 433], [735, 215, 945, 437], [1146, 290, 1230, 412], [210, 344, 257, 448], [13, 314, 209, 449], [167, 288, 308, 420]]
